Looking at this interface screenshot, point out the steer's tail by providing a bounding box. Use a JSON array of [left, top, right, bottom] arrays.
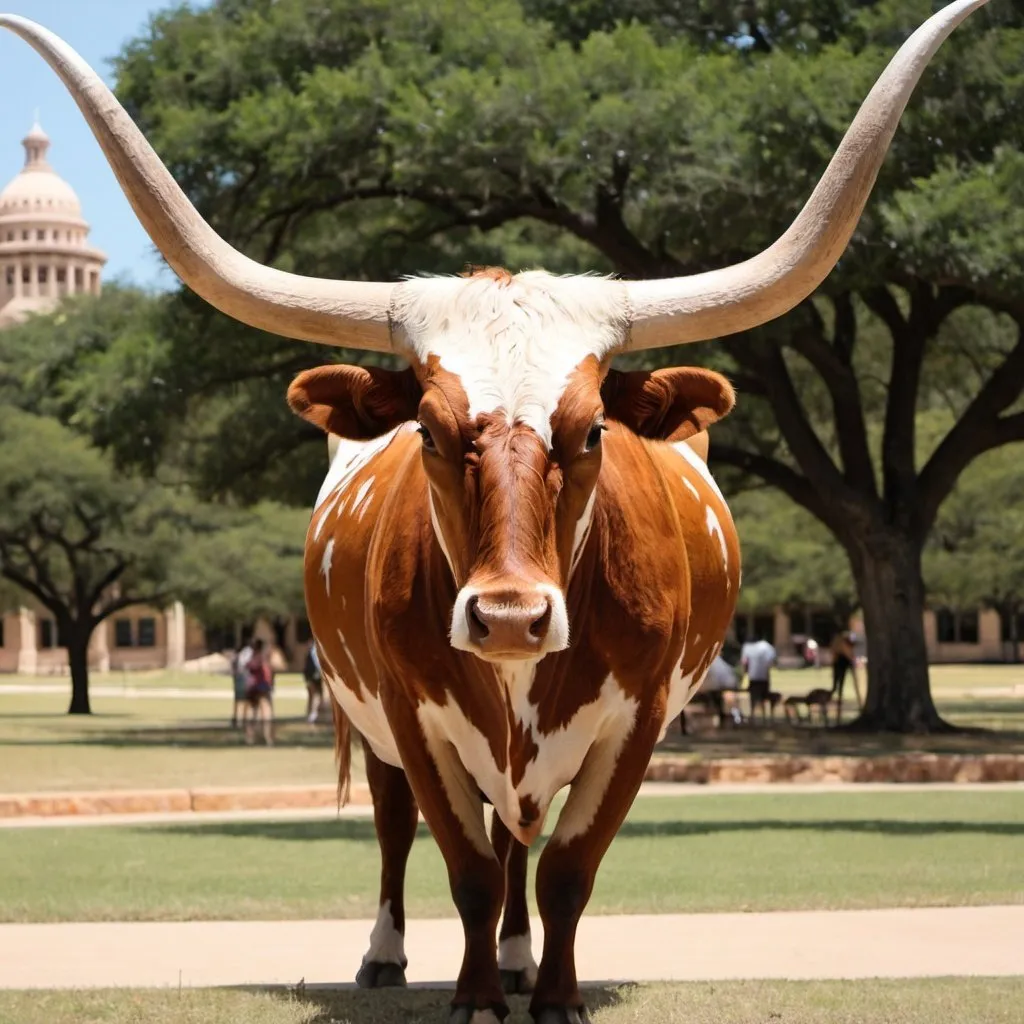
[[328, 689, 353, 807]]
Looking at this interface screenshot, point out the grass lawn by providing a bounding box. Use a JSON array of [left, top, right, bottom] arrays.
[[0, 692, 345, 793], [0, 979, 1020, 1024], [1, 790, 1019, 923], [3, 664, 1024, 794]]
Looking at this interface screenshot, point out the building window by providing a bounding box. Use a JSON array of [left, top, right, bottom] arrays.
[[89, 270, 99, 295], [38, 618, 63, 649], [52, 230, 59, 241], [74, 268, 83, 289], [789, 607, 808, 637], [5, 267, 12, 286], [22, 266, 30, 283], [296, 617, 313, 643], [137, 618, 157, 648], [114, 619, 134, 648], [36, 229, 45, 241], [1000, 610, 1024, 643], [38, 266, 48, 284], [5, 231, 12, 241], [56, 268, 66, 284], [21, 230, 28, 241], [753, 613, 775, 645], [936, 608, 979, 645]]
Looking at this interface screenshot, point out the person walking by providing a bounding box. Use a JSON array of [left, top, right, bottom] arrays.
[[230, 640, 254, 729], [303, 642, 323, 724], [244, 638, 275, 746]]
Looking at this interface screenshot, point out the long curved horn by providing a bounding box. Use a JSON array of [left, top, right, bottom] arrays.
[[0, 14, 393, 351], [625, 0, 991, 352]]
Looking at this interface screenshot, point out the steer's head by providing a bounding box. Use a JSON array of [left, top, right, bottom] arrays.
[[2, 3, 989, 652], [287, 269, 735, 661]]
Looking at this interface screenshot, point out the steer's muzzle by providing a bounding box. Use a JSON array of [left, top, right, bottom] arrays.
[[451, 582, 569, 661]]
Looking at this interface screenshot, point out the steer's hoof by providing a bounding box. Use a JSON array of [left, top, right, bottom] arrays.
[[355, 960, 407, 988], [449, 1003, 509, 1024], [533, 1006, 592, 1024], [500, 968, 535, 994]]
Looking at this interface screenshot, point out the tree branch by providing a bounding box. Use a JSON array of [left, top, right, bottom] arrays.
[[919, 321, 1024, 533], [711, 444, 830, 525]]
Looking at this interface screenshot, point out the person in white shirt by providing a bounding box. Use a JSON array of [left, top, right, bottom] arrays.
[[741, 637, 779, 722]]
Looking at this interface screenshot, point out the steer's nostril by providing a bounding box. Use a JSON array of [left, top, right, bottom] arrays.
[[466, 595, 490, 642], [529, 602, 552, 639]]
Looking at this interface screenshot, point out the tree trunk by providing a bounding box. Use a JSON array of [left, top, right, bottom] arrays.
[[66, 623, 92, 716], [845, 530, 950, 733]]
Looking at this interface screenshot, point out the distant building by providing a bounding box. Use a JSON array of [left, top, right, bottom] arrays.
[[0, 122, 106, 327]]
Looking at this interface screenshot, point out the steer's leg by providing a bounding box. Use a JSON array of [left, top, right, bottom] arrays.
[[530, 709, 662, 1024], [356, 739, 419, 989], [491, 812, 538, 994], [389, 701, 507, 1023]]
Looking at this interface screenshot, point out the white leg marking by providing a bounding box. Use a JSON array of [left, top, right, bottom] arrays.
[[363, 899, 406, 966], [498, 934, 538, 987], [319, 537, 335, 597]]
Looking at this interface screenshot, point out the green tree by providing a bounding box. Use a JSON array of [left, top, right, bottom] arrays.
[[0, 408, 200, 713], [925, 445, 1024, 662], [86, 0, 1024, 730]]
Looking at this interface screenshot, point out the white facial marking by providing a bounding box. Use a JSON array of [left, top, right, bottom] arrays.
[[319, 537, 335, 597], [706, 505, 729, 570], [393, 273, 628, 448], [569, 487, 597, 578], [427, 487, 457, 578], [547, 677, 639, 844], [362, 899, 406, 967], [498, 934, 538, 987], [682, 477, 701, 502]]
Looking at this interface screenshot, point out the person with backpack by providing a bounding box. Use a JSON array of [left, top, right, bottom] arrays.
[[244, 638, 275, 746], [303, 642, 323, 724]]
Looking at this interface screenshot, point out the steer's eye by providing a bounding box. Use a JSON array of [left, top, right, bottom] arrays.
[[584, 423, 607, 453], [417, 423, 436, 452]]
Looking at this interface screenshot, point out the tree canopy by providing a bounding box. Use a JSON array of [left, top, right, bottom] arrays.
[[59, 0, 1024, 729]]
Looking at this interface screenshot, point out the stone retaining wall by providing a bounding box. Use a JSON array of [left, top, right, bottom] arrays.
[[2, 753, 1021, 818]]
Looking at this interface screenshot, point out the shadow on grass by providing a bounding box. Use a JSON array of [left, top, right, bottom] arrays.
[[0, 719, 336, 750], [141, 813, 1024, 844], [251, 983, 627, 1024]]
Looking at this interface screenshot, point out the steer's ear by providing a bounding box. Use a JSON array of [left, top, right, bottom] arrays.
[[288, 365, 422, 440], [602, 367, 735, 442]]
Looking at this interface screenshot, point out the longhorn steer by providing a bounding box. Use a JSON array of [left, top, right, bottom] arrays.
[[0, 3, 991, 1020]]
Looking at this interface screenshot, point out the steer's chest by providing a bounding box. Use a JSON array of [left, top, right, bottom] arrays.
[[416, 662, 639, 840]]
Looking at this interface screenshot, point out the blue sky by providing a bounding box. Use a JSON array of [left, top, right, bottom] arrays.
[[0, 1, 202, 290]]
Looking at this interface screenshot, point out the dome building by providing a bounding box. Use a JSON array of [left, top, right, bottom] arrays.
[[0, 121, 105, 328]]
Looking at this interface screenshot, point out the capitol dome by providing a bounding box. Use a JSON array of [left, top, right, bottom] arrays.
[[0, 121, 106, 329]]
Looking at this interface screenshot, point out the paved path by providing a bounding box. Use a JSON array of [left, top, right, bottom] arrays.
[[0, 906, 1019, 989], [3, 781, 1022, 830]]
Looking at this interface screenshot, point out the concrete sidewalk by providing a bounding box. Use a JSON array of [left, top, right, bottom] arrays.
[[0, 906, 1019, 989]]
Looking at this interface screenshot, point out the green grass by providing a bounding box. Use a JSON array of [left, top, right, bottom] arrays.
[[3, 664, 1024, 795], [1, 791, 1020, 923], [0, 692, 343, 793], [1, 979, 1020, 1024]]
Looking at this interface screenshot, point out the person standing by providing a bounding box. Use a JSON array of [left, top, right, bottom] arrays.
[[741, 636, 779, 723], [303, 642, 323, 724], [245, 638, 275, 746], [230, 640, 254, 729], [829, 630, 861, 723]]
